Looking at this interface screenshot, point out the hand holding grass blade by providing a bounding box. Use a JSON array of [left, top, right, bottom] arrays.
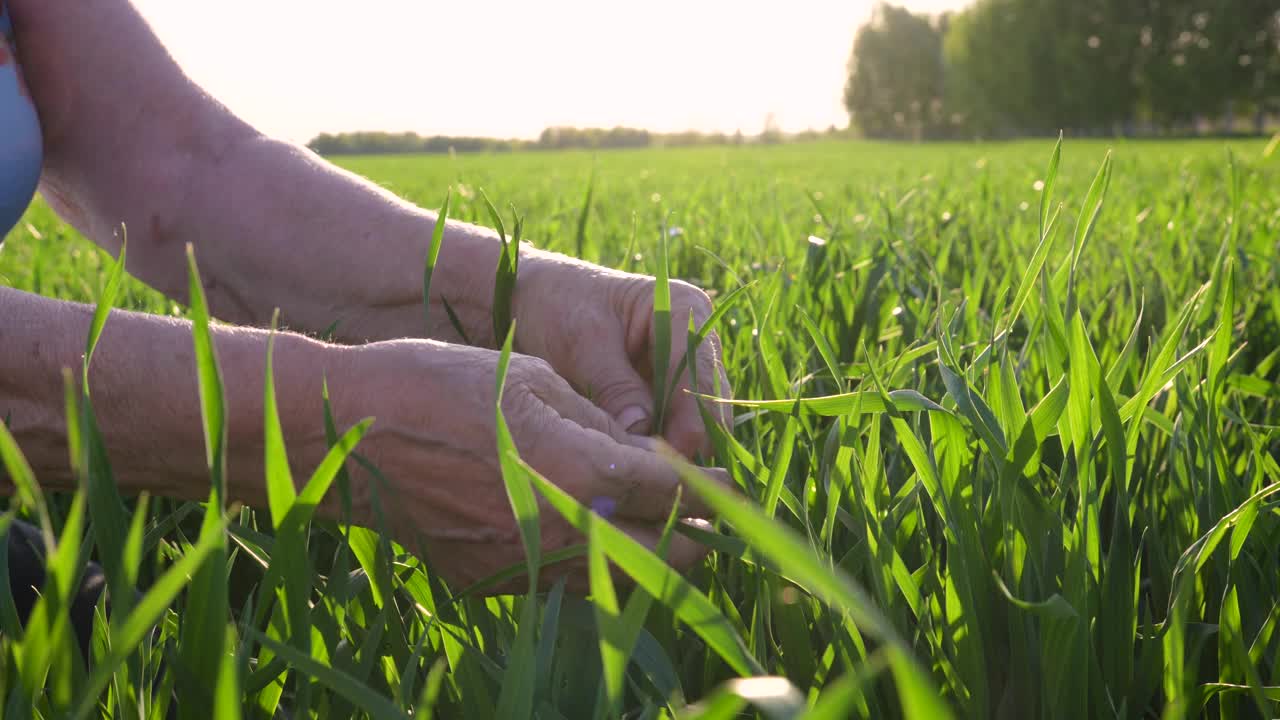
[[331, 338, 731, 592], [513, 257, 734, 460]]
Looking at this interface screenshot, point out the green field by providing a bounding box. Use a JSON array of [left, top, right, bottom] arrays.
[[1, 138, 1278, 719]]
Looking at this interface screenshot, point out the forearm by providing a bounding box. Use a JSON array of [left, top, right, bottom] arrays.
[[8, 0, 519, 346], [7, 0, 232, 255], [0, 285, 349, 509], [132, 134, 515, 347]]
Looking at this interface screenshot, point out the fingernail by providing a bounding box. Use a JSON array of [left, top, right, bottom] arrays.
[[618, 405, 650, 434], [591, 497, 617, 519]]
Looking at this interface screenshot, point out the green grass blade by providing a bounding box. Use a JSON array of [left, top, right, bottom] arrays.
[[588, 519, 624, 718], [263, 312, 296, 526], [69, 375, 130, 621], [1038, 132, 1062, 239], [662, 280, 757, 413], [83, 237, 126, 390], [478, 187, 508, 242], [1066, 150, 1113, 313], [71, 507, 234, 720], [798, 651, 887, 720], [575, 166, 596, 258], [184, 244, 228, 505], [700, 388, 945, 416], [481, 189, 518, 346], [1208, 258, 1235, 392], [762, 409, 799, 517], [663, 450, 954, 720], [533, 577, 567, 702], [213, 625, 244, 720], [423, 190, 452, 333], [0, 418, 52, 542], [19, 493, 85, 709], [414, 658, 449, 720], [524, 459, 762, 676], [652, 218, 674, 431], [494, 322, 540, 720], [797, 308, 842, 387], [494, 322, 541, 591], [1225, 148, 1242, 254], [439, 296, 473, 345], [178, 244, 230, 717], [248, 629, 413, 720], [1006, 202, 1061, 332]]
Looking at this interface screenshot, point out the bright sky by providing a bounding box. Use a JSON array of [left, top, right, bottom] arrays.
[[134, 1, 970, 143]]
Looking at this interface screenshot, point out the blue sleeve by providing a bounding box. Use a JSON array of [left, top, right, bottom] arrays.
[[0, 0, 44, 243]]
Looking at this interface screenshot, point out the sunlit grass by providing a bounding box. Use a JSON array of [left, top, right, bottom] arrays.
[[0, 137, 1277, 719]]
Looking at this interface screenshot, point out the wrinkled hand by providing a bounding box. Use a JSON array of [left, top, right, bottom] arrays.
[[514, 254, 733, 461], [332, 340, 723, 592]]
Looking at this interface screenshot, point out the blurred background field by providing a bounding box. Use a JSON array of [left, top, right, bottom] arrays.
[[4, 0, 1280, 716], [2, 135, 1278, 718]]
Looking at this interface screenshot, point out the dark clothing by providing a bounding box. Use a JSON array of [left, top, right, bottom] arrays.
[[3, 518, 106, 657], [4, 521, 180, 718]]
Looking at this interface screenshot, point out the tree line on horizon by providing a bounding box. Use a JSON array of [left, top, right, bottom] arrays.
[[847, 0, 1280, 140], [309, 1, 1278, 155], [305, 123, 810, 156]]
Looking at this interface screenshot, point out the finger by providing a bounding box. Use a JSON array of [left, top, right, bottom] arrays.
[[539, 371, 657, 452], [536, 373, 733, 520], [536, 519, 711, 594], [562, 324, 656, 435], [561, 421, 732, 522], [473, 518, 713, 596], [624, 517, 714, 571]]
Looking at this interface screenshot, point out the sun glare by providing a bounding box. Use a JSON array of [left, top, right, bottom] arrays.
[[131, 0, 970, 143]]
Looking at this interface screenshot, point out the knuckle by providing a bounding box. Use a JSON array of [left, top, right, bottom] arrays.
[[504, 357, 563, 407], [668, 425, 705, 458], [672, 281, 713, 316], [591, 453, 642, 503], [517, 355, 556, 380], [611, 275, 653, 312], [589, 375, 643, 410], [501, 375, 541, 415], [518, 418, 550, 460], [589, 451, 626, 484]]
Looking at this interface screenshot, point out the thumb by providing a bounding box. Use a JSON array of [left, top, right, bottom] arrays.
[[571, 344, 654, 435]]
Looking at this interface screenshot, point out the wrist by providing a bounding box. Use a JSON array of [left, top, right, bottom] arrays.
[[0, 288, 355, 511], [510, 247, 633, 352], [312, 338, 495, 527], [333, 219, 551, 348], [218, 328, 359, 512]]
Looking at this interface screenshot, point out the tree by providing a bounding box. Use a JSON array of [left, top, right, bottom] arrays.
[[845, 3, 946, 140], [1204, 3, 1280, 133], [944, 0, 1278, 137], [944, 0, 1140, 137], [1246, 9, 1280, 133]]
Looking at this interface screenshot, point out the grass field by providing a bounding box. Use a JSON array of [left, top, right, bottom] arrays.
[[1, 137, 1278, 719]]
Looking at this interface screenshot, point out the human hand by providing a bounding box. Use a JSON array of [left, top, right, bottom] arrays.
[[328, 339, 724, 592], [513, 253, 733, 461]]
